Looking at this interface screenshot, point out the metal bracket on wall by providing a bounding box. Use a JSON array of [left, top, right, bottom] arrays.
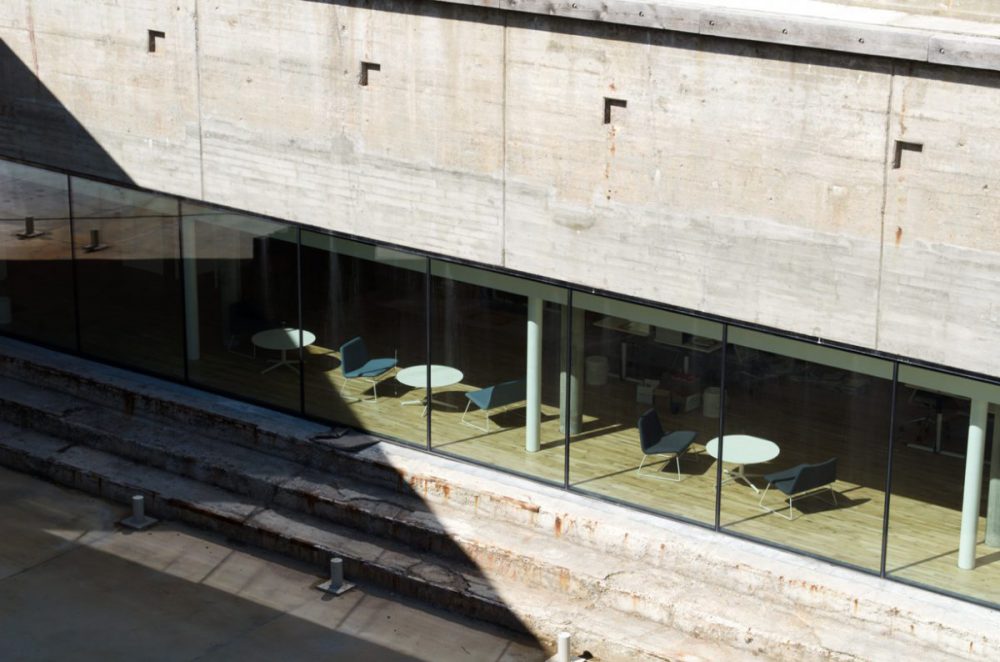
[[892, 140, 923, 169], [603, 97, 627, 124], [148, 30, 165, 53], [360, 61, 381, 87]]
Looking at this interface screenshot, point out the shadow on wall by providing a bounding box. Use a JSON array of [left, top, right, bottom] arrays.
[[0, 39, 133, 184]]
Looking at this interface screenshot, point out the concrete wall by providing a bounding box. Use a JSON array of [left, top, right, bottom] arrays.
[[2, 0, 1000, 378]]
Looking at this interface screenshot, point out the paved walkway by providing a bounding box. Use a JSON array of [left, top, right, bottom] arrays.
[[0, 467, 543, 662]]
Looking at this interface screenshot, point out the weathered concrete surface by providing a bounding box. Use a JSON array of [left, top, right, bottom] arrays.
[[878, 63, 1000, 369], [0, 0, 203, 192], [196, 0, 505, 263], [3, 0, 1000, 378], [0, 465, 542, 662], [504, 18, 890, 347]]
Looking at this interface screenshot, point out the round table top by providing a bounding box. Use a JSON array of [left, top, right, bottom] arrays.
[[704, 435, 780, 466], [396, 365, 464, 389], [251, 328, 316, 351]]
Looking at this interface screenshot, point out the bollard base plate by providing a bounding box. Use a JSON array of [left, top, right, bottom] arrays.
[[120, 514, 158, 530], [316, 579, 355, 595]]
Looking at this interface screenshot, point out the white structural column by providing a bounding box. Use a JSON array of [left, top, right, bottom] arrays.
[[181, 218, 200, 361], [525, 296, 543, 452], [959, 398, 988, 569], [986, 409, 1000, 547], [559, 306, 584, 435]]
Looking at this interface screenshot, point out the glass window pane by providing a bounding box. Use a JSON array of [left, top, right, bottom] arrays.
[[568, 292, 724, 524], [182, 201, 300, 411], [429, 261, 566, 483], [887, 365, 1000, 605], [72, 178, 183, 378], [721, 328, 893, 570], [301, 231, 426, 446], [0, 161, 75, 349]]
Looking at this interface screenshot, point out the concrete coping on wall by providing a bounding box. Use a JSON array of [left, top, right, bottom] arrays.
[[436, 0, 1000, 72]]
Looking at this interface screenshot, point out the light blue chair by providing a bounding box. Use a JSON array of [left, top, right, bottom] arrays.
[[339, 337, 396, 403], [637, 409, 697, 481], [758, 458, 838, 520], [461, 379, 526, 432]]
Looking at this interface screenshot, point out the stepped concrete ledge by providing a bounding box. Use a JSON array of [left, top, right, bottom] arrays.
[[436, 0, 1000, 72], [0, 337, 998, 659]]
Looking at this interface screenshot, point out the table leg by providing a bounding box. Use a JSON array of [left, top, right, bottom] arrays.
[[400, 387, 459, 416], [717, 464, 762, 493], [261, 348, 300, 374]]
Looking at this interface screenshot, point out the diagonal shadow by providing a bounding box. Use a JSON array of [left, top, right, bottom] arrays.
[[0, 39, 133, 183], [0, 31, 546, 651]]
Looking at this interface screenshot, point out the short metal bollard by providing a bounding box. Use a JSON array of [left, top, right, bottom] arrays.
[[557, 632, 571, 662], [316, 556, 355, 595], [547, 632, 588, 662], [120, 494, 158, 530]]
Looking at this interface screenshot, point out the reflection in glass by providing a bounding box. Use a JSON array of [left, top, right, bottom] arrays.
[[887, 366, 1000, 605], [720, 330, 892, 570], [300, 232, 426, 446], [72, 178, 183, 377], [568, 293, 723, 524], [182, 202, 300, 411], [429, 262, 565, 483], [0, 161, 75, 349]]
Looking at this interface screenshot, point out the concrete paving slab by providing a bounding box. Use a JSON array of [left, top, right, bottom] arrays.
[[0, 466, 544, 662]]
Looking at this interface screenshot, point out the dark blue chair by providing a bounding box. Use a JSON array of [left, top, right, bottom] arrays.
[[758, 458, 838, 520], [637, 409, 697, 482], [462, 379, 526, 432], [339, 337, 396, 403]]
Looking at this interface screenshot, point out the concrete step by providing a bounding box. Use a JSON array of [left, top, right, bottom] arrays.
[[0, 419, 756, 662]]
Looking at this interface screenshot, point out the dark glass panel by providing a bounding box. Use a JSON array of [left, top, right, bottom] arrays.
[[301, 231, 426, 446], [887, 366, 1000, 605], [567, 292, 724, 523], [720, 329, 892, 571], [182, 201, 299, 411], [0, 161, 75, 349], [72, 178, 183, 377], [429, 261, 565, 482]]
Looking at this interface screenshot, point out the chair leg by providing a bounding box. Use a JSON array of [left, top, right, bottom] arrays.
[[461, 401, 490, 433], [637, 453, 684, 482], [758, 483, 796, 520]]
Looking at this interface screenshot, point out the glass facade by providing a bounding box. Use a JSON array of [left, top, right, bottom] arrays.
[[3, 156, 1000, 609], [300, 232, 426, 446], [0, 161, 75, 349], [569, 293, 723, 525], [429, 261, 565, 483], [721, 330, 892, 570], [182, 201, 300, 411], [72, 178, 184, 377]]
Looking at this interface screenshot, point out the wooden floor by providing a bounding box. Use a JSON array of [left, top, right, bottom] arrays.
[[181, 341, 1000, 606]]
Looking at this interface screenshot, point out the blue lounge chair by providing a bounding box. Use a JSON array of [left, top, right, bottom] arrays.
[[758, 458, 838, 520], [637, 409, 697, 482], [339, 337, 396, 403], [461, 379, 526, 432]]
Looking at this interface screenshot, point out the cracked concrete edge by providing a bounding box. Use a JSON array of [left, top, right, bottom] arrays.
[[433, 0, 1000, 73]]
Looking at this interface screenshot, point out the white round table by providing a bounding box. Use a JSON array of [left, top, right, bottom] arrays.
[[251, 328, 316, 374], [704, 435, 780, 493], [396, 365, 464, 416]]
